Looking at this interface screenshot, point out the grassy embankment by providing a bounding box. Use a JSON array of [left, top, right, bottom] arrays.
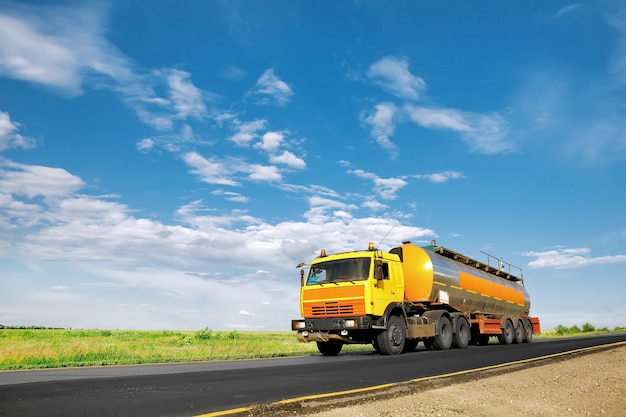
[[1, 324, 624, 370]]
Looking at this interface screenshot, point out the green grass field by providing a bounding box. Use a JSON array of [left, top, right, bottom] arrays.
[[1, 324, 623, 370], [0, 328, 371, 370]]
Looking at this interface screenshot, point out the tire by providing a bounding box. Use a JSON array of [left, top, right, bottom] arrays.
[[316, 340, 343, 356], [523, 319, 533, 343], [376, 315, 406, 355], [432, 316, 453, 350], [513, 319, 525, 344], [452, 317, 470, 349], [498, 319, 514, 345]]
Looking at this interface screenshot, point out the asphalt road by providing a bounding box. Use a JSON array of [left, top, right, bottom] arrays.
[[1, 333, 625, 417]]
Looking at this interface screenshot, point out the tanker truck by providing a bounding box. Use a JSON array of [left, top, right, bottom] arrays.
[[291, 241, 540, 355]]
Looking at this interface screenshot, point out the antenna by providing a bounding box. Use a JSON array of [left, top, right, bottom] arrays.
[[378, 225, 395, 248]]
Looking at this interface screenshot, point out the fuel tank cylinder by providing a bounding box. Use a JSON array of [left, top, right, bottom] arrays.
[[391, 243, 531, 316]]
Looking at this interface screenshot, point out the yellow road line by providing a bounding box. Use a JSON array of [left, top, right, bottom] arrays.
[[195, 406, 254, 417], [192, 340, 626, 417]]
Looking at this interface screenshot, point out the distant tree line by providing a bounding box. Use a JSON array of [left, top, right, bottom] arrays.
[[0, 325, 65, 329], [554, 323, 625, 335]]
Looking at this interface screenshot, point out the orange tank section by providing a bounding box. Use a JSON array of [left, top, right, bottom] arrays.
[[399, 243, 434, 302], [459, 271, 525, 307]]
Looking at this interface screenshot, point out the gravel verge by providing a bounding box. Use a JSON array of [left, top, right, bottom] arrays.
[[248, 344, 626, 417]]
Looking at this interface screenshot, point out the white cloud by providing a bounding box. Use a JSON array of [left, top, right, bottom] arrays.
[[229, 119, 267, 146], [0, 4, 213, 137], [367, 56, 426, 100], [0, 159, 85, 198], [0, 3, 131, 95], [304, 196, 358, 224], [249, 68, 294, 106], [136, 138, 154, 152], [404, 104, 514, 154], [349, 169, 408, 200], [555, 4, 582, 18], [523, 247, 626, 269], [278, 183, 342, 199], [166, 69, 207, 119], [404, 105, 469, 131], [361, 102, 399, 155], [182, 152, 241, 186], [0, 192, 42, 229], [184, 151, 296, 187], [0, 111, 36, 151], [410, 171, 466, 183], [255, 131, 284, 152], [269, 151, 306, 169], [362, 199, 388, 212], [248, 164, 282, 182], [239, 310, 255, 317], [212, 189, 249, 203]]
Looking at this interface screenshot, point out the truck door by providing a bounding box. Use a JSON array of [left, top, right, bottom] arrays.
[[371, 260, 403, 316]]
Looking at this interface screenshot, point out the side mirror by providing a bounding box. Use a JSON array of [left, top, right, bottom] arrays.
[[374, 260, 384, 281], [300, 269, 305, 287]]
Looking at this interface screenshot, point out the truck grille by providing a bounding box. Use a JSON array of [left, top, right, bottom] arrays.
[[304, 301, 365, 317], [311, 302, 353, 316], [301, 285, 366, 318]]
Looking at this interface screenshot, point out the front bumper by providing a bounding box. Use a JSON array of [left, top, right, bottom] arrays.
[[291, 316, 372, 332]]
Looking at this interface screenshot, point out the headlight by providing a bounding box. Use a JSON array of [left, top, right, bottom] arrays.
[[344, 319, 356, 328], [293, 321, 306, 330]]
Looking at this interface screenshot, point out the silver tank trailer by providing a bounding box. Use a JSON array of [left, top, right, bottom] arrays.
[[392, 243, 530, 317]]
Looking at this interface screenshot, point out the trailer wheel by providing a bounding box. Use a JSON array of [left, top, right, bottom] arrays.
[[316, 340, 343, 356], [523, 319, 533, 343], [432, 316, 453, 350], [452, 317, 470, 349], [513, 319, 525, 344], [498, 319, 514, 345], [376, 315, 406, 355]]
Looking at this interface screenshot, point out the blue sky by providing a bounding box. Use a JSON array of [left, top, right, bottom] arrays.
[[1, 1, 625, 331]]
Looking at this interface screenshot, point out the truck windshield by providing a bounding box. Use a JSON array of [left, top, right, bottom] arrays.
[[306, 258, 371, 285]]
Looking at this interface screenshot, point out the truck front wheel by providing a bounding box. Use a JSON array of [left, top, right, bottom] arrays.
[[376, 315, 406, 355], [316, 340, 343, 356]]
